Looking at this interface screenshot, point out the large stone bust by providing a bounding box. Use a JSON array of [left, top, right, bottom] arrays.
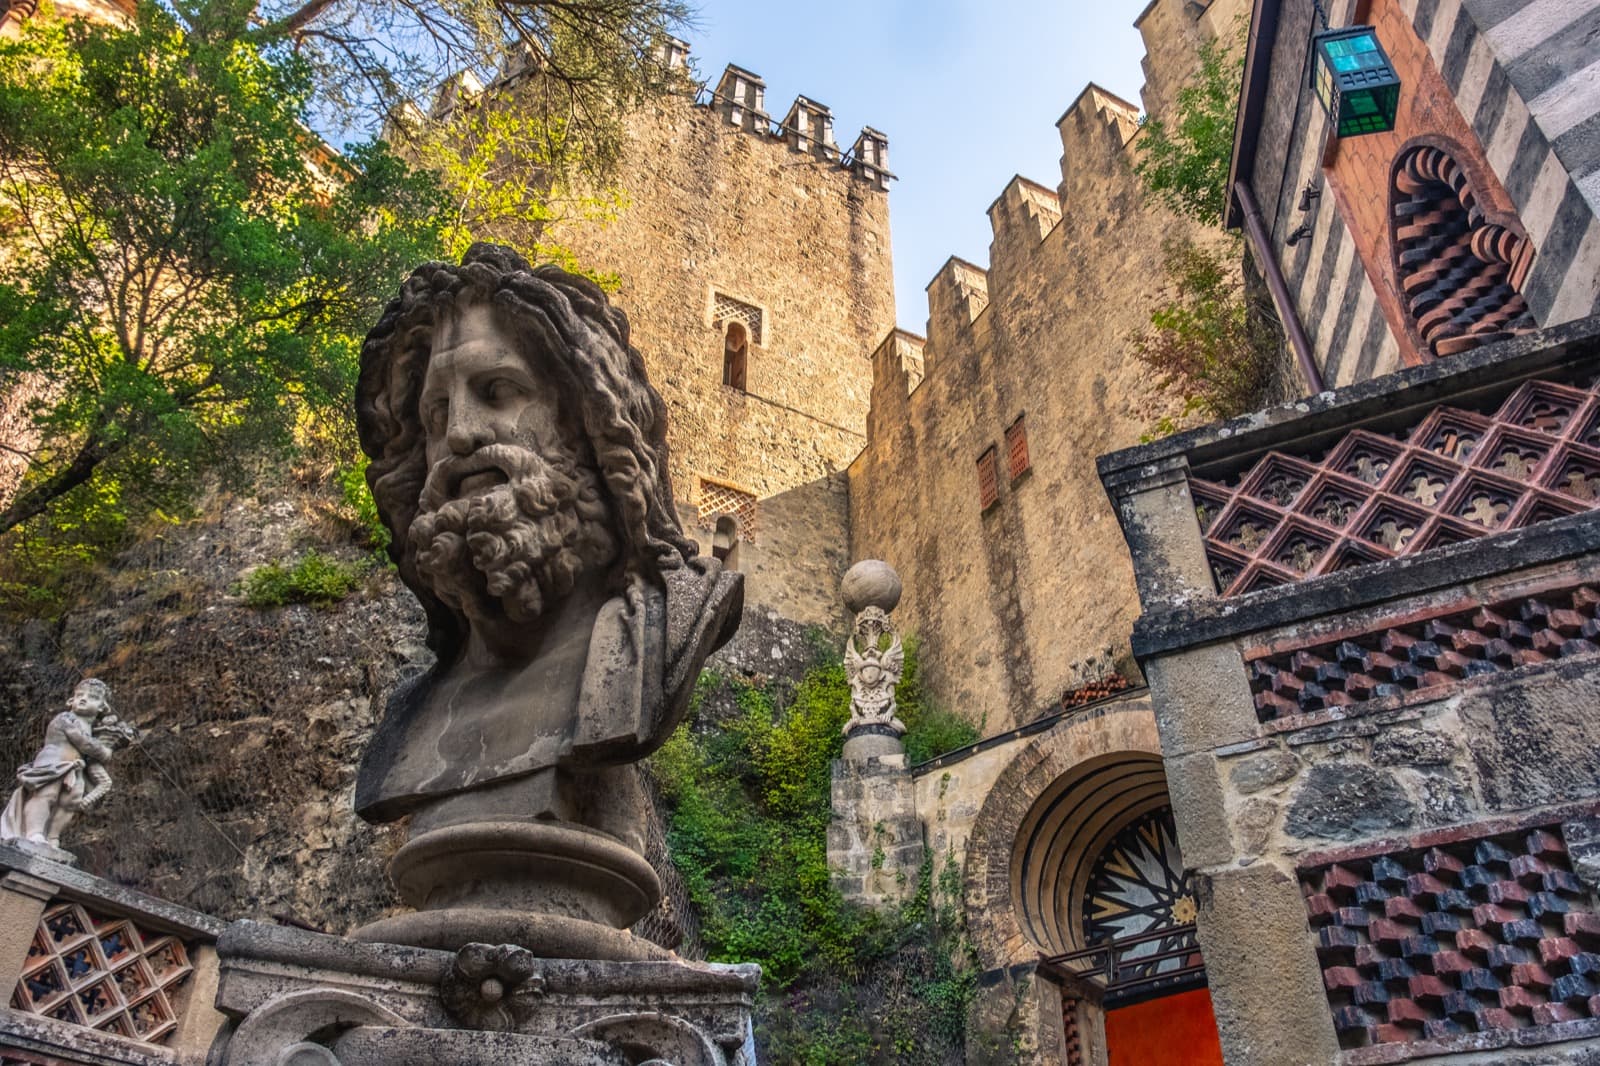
[[354, 243, 742, 824]]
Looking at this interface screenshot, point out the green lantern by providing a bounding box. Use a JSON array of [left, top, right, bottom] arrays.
[[1311, 26, 1401, 137]]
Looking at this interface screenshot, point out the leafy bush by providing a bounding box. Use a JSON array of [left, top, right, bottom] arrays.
[[336, 459, 391, 556], [1134, 24, 1244, 227], [238, 551, 367, 608], [652, 640, 977, 1064], [897, 636, 981, 764], [1131, 237, 1280, 427]]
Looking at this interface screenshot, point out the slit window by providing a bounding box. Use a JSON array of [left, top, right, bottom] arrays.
[[977, 446, 1000, 510], [1006, 415, 1031, 480], [723, 321, 748, 390]]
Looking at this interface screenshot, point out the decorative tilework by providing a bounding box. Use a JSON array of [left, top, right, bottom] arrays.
[[10, 901, 194, 1047], [1303, 824, 1600, 1052], [1194, 375, 1600, 596]]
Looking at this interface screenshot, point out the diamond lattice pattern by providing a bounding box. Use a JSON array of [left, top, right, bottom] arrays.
[[1193, 376, 1600, 597], [712, 293, 763, 345], [698, 479, 758, 541], [11, 902, 194, 1046]]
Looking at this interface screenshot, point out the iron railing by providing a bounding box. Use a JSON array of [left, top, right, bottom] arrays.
[[1039, 924, 1204, 1003]]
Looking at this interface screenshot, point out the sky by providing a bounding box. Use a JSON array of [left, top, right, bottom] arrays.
[[681, 0, 1154, 331]]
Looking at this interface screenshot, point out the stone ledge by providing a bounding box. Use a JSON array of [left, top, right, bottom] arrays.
[[1131, 511, 1600, 659], [1340, 1012, 1600, 1064], [0, 845, 225, 940], [0, 1006, 185, 1066], [1296, 800, 1600, 871], [1097, 315, 1600, 482]]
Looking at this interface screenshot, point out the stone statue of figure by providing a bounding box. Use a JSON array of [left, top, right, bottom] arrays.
[[0, 679, 136, 854], [844, 606, 905, 735], [353, 243, 742, 957]]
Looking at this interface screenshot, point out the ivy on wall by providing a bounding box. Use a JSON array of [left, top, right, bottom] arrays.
[[650, 636, 980, 1064]]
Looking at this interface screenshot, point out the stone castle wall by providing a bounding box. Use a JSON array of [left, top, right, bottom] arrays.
[[549, 84, 896, 629], [846, 0, 1247, 733]]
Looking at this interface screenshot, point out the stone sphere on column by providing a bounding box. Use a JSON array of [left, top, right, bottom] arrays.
[[842, 560, 901, 616]]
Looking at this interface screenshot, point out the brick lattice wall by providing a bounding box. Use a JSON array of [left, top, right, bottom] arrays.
[[1248, 580, 1600, 721], [1303, 822, 1600, 1060]]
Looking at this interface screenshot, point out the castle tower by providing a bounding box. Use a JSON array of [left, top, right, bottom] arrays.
[[545, 60, 896, 628]]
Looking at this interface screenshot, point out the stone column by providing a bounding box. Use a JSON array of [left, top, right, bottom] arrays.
[[826, 561, 925, 907], [0, 870, 54, 983]]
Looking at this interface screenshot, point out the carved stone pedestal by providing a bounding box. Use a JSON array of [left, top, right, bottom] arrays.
[[352, 764, 674, 961], [210, 921, 759, 1066]]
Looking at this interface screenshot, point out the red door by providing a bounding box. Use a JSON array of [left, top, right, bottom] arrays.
[[1105, 986, 1226, 1066]]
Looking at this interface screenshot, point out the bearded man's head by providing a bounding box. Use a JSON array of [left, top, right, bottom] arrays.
[[356, 244, 695, 661]]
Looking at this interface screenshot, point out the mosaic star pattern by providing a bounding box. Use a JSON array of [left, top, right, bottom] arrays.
[[1083, 807, 1200, 985]]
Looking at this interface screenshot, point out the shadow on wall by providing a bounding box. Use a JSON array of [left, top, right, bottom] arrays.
[[685, 471, 852, 632]]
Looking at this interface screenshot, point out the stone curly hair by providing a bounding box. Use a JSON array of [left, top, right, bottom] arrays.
[[355, 243, 694, 659]]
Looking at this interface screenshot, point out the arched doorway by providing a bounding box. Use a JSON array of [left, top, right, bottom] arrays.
[[962, 697, 1225, 1064], [1018, 759, 1222, 1066]]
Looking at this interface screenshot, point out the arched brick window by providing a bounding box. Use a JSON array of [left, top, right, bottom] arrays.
[[1390, 142, 1535, 359]]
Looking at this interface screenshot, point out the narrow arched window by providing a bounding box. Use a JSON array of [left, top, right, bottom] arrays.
[[1390, 143, 1535, 358], [723, 321, 748, 390]]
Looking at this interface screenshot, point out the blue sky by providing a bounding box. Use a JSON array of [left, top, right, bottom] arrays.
[[682, 1, 1153, 330]]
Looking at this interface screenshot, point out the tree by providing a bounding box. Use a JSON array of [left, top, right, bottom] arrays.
[[0, 7, 448, 548], [1130, 22, 1282, 431], [237, 0, 693, 183], [1130, 239, 1279, 425], [1133, 28, 1243, 228]]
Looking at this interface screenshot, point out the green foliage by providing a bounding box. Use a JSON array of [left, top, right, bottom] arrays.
[[336, 458, 391, 556], [0, 5, 448, 597], [651, 641, 978, 1063], [1133, 26, 1245, 227], [1130, 21, 1283, 436], [238, 551, 368, 608], [402, 98, 625, 283], [246, 0, 691, 174], [1131, 237, 1279, 426], [895, 635, 980, 764]]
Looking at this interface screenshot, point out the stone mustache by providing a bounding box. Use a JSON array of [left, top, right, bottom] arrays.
[[353, 243, 742, 959]]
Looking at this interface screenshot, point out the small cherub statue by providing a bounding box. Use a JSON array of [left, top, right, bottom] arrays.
[[0, 679, 136, 855]]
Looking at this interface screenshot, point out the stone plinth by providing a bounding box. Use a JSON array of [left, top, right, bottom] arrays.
[[826, 753, 923, 907], [210, 921, 759, 1066]]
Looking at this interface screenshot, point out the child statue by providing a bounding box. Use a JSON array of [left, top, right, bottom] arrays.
[[0, 679, 136, 856]]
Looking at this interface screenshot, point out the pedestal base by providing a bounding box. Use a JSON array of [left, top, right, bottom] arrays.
[[211, 921, 759, 1066], [354, 819, 667, 960]]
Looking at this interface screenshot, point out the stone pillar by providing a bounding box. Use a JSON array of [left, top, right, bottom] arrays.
[[827, 561, 924, 906], [0, 869, 54, 982]]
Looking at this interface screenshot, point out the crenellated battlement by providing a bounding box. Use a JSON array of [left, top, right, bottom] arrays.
[[849, 0, 1252, 738], [925, 257, 989, 340], [988, 176, 1063, 251], [900, 0, 1241, 346], [413, 46, 893, 194], [700, 64, 892, 190]]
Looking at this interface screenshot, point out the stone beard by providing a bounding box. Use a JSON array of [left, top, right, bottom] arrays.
[[409, 438, 617, 628]]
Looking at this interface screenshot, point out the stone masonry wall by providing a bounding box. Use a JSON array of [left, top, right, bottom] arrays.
[[548, 84, 895, 628], [847, 0, 1241, 733]]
